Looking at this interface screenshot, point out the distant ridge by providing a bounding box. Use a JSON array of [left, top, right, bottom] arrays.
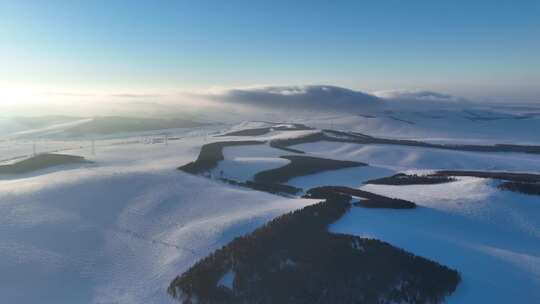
[[212, 85, 382, 110]]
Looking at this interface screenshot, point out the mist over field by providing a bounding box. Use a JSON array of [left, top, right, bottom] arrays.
[[3, 84, 540, 144]]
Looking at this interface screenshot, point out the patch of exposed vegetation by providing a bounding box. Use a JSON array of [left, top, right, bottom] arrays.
[[220, 178, 301, 196], [432, 170, 540, 183], [179, 141, 304, 196], [168, 193, 458, 303], [304, 186, 416, 209], [178, 141, 264, 174], [254, 155, 366, 184], [366, 173, 457, 185], [268, 142, 305, 154], [0, 153, 90, 175], [269, 129, 540, 155], [66, 116, 205, 135], [218, 127, 273, 137], [498, 181, 540, 196], [218, 124, 313, 137], [366, 171, 540, 192], [274, 123, 313, 130], [269, 131, 328, 147], [388, 115, 416, 125]]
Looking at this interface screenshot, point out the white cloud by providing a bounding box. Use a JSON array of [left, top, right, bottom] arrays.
[[373, 90, 468, 103]]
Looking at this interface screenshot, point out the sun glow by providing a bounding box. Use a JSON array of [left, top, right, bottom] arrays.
[[0, 86, 42, 106]]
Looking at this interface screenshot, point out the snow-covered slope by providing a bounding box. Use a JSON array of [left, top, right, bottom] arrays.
[[296, 106, 540, 145], [331, 178, 540, 303], [0, 136, 315, 304], [291, 141, 540, 173], [215, 144, 290, 182], [2, 102, 540, 303]]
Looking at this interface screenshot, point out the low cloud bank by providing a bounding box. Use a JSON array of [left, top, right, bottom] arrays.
[[373, 90, 468, 103], [205, 85, 382, 110], [202, 86, 473, 111], [2, 85, 476, 118]]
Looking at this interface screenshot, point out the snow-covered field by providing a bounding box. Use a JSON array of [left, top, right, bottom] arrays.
[[210, 127, 540, 302], [291, 141, 540, 173], [297, 108, 540, 145], [0, 136, 315, 304], [331, 178, 540, 303], [216, 144, 290, 182], [1, 108, 540, 303]]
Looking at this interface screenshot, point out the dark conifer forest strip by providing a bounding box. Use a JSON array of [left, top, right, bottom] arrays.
[[254, 155, 366, 184], [178, 141, 264, 174], [0, 153, 89, 175], [366, 173, 457, 185], [168, 192, 459, 303]]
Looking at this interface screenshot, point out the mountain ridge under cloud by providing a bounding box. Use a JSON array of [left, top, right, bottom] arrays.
[[204, 85, 382, 110]]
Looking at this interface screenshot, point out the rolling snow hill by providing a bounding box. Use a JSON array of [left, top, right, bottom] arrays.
[[1, 99, 540, 303]]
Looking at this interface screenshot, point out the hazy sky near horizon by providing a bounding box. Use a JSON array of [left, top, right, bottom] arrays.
[[1, 0, 539, 104]]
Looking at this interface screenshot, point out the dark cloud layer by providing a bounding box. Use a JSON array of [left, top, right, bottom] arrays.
[[211, 85, 382, 110]]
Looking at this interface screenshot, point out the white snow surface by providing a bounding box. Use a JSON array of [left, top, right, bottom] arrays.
[[330, 178, 540, 303], [0, 137, 315, 304], [217, 270, 235, 290], [2, 111, 540, 303], [215, 144, 290, 182], [297, 108, 540, 145], [291, 141, 540, 173], [287, 165, 394, 190]]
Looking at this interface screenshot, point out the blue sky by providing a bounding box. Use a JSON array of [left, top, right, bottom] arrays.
[[1, 0, 539, 102]]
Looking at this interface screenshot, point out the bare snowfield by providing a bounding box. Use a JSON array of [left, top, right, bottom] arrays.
[[287, 165, 394, 190], [291, 141, 540, 173], [0, 136, 315, 304], [297, 110, 540, 145], [331, 178, 540, 303], [1, 113, 540, 303], [207, 126, 540, 302], [214, 144, 291, 182]]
